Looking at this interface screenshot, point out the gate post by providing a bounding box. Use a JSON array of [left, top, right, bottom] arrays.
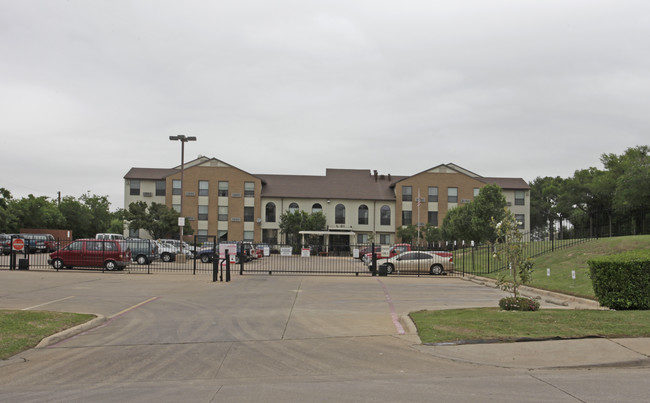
[[370, 242, 377, 276]]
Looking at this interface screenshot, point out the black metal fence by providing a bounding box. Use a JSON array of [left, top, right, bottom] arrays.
[[0, 234, 597, 277]]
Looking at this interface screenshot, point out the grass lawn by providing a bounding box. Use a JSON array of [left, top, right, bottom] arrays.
[[478, 235, 650, 299], [0, 310, 95, 360], [410, 308, 650, 344]]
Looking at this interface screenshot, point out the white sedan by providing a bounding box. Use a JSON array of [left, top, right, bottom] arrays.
[[377, 251, 453, 275]]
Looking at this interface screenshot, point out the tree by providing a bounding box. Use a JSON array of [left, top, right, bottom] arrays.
[[278, 210, 326, 245], [441, 185, 507, 244], [493, 208, 534, 300], [8, 195, 65, 231], [125, 202, 193, 239], [58, 196, 93, 238], [396, 224, 418, 244]]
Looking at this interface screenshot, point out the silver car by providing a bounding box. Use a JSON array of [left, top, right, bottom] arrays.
[[378, 251, 453, 275]]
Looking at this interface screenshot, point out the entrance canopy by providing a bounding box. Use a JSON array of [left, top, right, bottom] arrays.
[[299, 230, 356, 252]]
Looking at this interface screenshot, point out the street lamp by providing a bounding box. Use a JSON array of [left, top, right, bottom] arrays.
[[169, 135, 197, 259]]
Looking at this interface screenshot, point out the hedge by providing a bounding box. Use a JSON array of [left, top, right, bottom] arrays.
[[588, 250, 650, 310]]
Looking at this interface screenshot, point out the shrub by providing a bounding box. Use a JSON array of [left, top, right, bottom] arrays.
[[588, 251, 650, 310], [499, 296, 540, 311]]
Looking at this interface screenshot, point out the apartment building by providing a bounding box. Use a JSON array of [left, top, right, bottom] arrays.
[[123, 157, 530, 245]]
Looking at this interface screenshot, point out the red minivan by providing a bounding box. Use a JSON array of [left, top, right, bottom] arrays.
[[49, 239, 132, 271]]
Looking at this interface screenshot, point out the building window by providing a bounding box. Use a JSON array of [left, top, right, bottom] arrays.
[[289, 202, 299, 214], [197, 230, 208, 244], [172, 180, 181, 196], [218, 230, 228, 242], [172, 204, 180, 213], [358, 205, 369, 225], [244, 206, 254, 222], [379, 234, 391, 244], [357, 234, 368, 244], [402, 210, 412, 226], [380, 205, 391, 226], [312, 203, 322, 214], [218, 206, 228, 221], [428, 211, 438, 226], [244, 231, 254, 242], [335, 204, 345, 224], [402, 186, 412, 202], [474, 188, 480, 197], [448, 187, 458, 203], [130, 180, 140, 196], [218, 181, 228, 197], [515, 190, 526, 206], [244, 182, 255, 198], [198, 205, 208, 221], [265, 203, 276, 222], [515, 214, 525, 230], [155, 180, 166, 196], [428, 186, 438, 202], [199, 180, 209, 196]]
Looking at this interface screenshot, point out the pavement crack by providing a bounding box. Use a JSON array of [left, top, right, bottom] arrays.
[[529, 374, 587, 402], [281, 278, 302, 340]]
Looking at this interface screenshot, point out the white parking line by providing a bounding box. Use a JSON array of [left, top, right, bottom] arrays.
[[22, 296, 75, 310]]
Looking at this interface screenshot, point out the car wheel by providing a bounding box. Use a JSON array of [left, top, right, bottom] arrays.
[[200, 254, 211, 264], [161, 252, 172, 262], [430, 264, 443, 275], [52, 258, 64, 270], [136, 255, 148, 265], [105, 260, 117, 271], [384, 264, 394, 274]]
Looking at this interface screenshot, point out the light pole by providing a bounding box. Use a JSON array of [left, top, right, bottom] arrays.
[[169, 135, 197, 260]]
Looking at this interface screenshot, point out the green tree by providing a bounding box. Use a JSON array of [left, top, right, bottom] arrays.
[[493, 208, 534, 299], [470, 184, 507, 243], [80, 194, 112, 236], [278, 210, 326, 245], [8, 195, 65, 231], [125, 202, 193, 239], [396, 224, 418, 244], [441, 203, 473, 243], [58, 196, 93, 238]]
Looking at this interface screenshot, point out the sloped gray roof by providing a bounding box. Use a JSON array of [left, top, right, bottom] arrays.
[[258, 169, 407, 200], [124, 167, 178, 180], [480, 177, 530, 190]]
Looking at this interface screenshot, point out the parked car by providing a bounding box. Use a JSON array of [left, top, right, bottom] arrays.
[[48, 239, 132, 271], [357, 245, 381, 260], [154, 240, 177, 262], [126, 239, 160, 265], [197, 242, 253, 264], [95, 233, 125, 240], [362, 243, 412, 265], [159, 239, 196, 259], [1, 234, 24, 255], [376, 251, 453, 275], [22, 234, 49, 253]]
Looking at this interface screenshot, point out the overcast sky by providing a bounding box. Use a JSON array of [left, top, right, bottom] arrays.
[[2, 0, 649, 210]]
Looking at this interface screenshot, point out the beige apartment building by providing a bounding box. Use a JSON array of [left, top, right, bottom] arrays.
[[123, 157, 530, 246]]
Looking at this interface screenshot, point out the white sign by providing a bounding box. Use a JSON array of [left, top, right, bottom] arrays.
[[572, 270, 576, 280], [280, 247, 292, 256], [381, 245, 390, 256], [547, 268, 551, 277], [263, 246, 270, 257], [219, 242, 238, 259], [301, 248, 310, 258], [353, 248, 359, 258], [178, 217, 185, 226]]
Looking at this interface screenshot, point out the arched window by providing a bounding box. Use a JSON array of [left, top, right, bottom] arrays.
[[265, 203, 276, 222], [358, 205, 369, 225], [312, 203, 322, 214], [288, 202, 299, 214], [335, 204, 346, 224], [380, 205, 391, 226]]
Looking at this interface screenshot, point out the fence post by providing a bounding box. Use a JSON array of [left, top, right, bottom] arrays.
[[370, 242, 377, 276]]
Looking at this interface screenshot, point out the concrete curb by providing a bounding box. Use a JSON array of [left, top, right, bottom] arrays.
[[35, 315, 108, 348], [463, 274, 604, 310]]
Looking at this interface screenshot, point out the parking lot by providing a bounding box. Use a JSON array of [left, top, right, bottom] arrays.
[[2, 269, 650, 402]]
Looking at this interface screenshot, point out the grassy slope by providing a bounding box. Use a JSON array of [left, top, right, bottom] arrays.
[[482, 235, 650, 299]]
